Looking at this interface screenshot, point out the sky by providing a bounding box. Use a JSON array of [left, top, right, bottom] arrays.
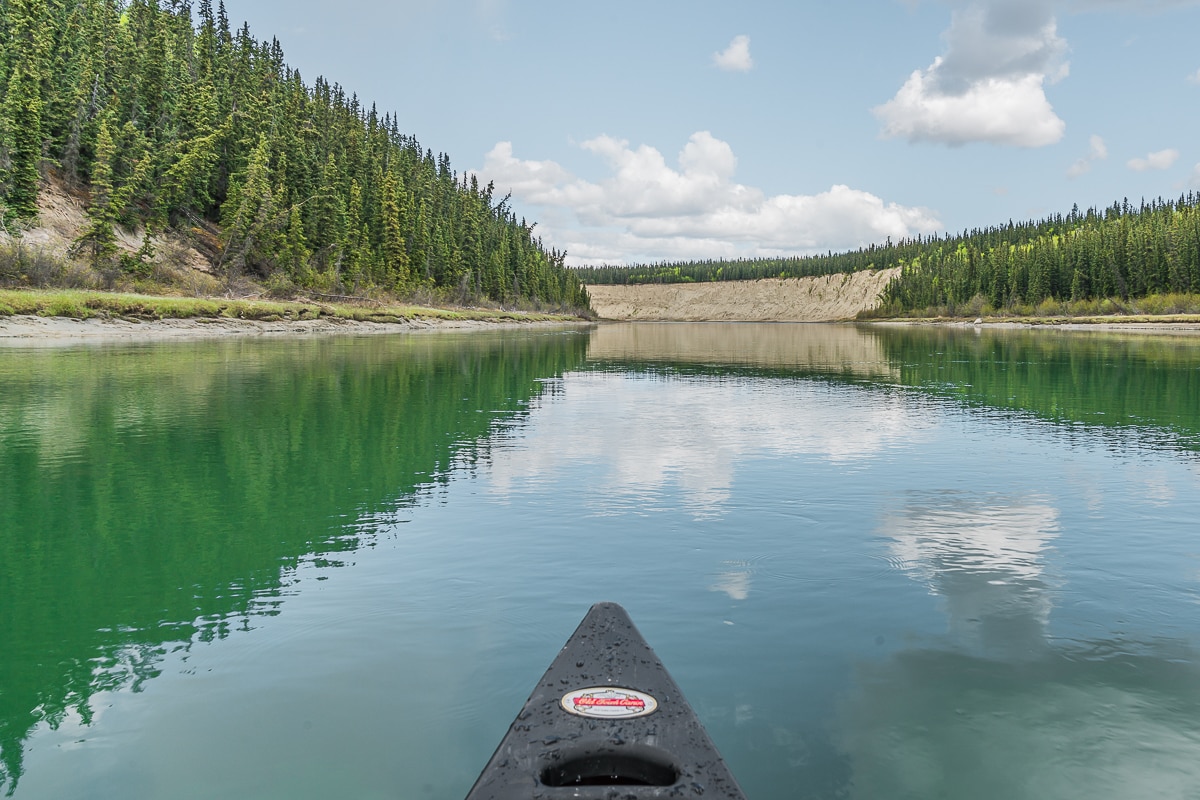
[[223, 0, 1200, 266]]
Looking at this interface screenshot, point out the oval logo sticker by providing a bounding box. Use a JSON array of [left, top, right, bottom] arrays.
[[561, 687, 658, 719]]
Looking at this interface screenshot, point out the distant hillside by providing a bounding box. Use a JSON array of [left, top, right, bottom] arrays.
[[0, 0, 589, 312]]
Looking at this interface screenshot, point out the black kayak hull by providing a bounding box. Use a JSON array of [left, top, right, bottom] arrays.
[[466, 602, 747, 799]]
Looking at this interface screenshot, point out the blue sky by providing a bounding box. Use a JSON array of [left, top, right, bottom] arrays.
[[225, 0, 1200, 265]]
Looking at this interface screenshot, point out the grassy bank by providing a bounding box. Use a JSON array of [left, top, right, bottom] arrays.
[[858, 292, 1200, 324], [0, 289, 579, 325], [865, 313, 1200, 326]]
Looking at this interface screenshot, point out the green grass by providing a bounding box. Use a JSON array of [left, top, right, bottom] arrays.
[[860, 292, 1200, 323], [0, 289, 579, 324]]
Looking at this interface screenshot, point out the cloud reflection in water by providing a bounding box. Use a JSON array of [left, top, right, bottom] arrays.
[[840, 491, 1200, 799], [881, 493, 1060, 658], [487, 372, 926, 518], [710, 561, 752, 601]]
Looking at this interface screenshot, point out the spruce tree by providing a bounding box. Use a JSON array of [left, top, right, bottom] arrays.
[[1, 62, 43, 220], [278, 204, 310, 280], [219, 136, 278, 278], [379, 167, 409, 289], [75, 117, 119, 276], [1, 0, 50, 220]]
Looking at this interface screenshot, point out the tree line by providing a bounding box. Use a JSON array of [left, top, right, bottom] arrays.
[[575, 194, 1200, 315], [572, 245, 909, 286], [877, 195, 1200, 314], [0, 0, 590, 311]]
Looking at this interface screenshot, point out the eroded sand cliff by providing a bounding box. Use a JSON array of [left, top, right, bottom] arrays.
[[586, 268, 900, 322]]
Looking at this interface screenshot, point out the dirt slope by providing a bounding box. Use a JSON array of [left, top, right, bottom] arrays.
[[586, 268, 900, 322], [4, 178, 214, 273]]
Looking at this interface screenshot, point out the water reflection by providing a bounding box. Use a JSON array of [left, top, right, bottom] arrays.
[[864, 325, 1200, 455], [589, 323, 1200, 464], [4, 323, 1200, 799], [1138, 469, 1178, 506], [841, 491, 1200, 799], [881, 492, 1060, 658], [486, 372, 926, 518], [710, 561, 753, 601], [839, 645, 1200, 799], [0, 331, 588, 794], [586, 321, 898, 381]]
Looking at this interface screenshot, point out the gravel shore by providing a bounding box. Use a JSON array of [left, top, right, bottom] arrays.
[[0, 314, 587, 346]]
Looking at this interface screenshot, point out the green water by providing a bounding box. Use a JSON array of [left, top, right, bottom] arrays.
[[2, 323, 1199, 799]]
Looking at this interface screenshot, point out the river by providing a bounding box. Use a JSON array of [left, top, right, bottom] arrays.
[[2, 323, 1199, 799]]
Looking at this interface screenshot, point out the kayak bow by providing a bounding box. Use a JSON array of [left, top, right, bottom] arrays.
[[466, 602, 747, 799]]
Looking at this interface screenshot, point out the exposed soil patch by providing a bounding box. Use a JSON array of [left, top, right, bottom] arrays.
[[586, 269, 900, 322], [8, 178, 214, 274]]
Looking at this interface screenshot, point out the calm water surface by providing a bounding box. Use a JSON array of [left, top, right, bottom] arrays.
[[2, 323, 1200, 799]]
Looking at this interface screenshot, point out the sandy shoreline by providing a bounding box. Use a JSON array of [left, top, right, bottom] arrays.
[[0, 314, 590, 345], [2, 312, 1197, 346]]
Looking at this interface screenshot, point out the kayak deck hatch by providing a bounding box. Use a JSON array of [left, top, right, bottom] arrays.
[[465, 602, 747, 799]]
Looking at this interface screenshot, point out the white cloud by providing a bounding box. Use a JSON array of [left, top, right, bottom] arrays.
[[1127, 148, 1180, 171], [1189, 68, 1200, 84], [476, 0, 510, 41], [1066, 134, 1107, 177], [1190, 163, 1200, 189], [875, 2, 1068, 147], [476, 133, 941, 265], [1065, 161, 1089, 178], [713, 35, 753, 72], [876, 67, 1065, 147]]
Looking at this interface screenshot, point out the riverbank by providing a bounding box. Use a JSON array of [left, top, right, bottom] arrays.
[[866, 317, 1200, 335], [0, 289, 590, 345], [584, 273, 1200, 334], [0, 314, 588, 345]]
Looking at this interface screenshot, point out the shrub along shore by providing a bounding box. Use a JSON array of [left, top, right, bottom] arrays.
[[857, 291, 1200, 324], [2, 286, 1196, 344], [0, 288, 580, 327]]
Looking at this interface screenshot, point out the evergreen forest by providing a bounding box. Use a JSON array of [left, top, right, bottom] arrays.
[[576, 194, 1200, 316], [0, 0, 590, 311]]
